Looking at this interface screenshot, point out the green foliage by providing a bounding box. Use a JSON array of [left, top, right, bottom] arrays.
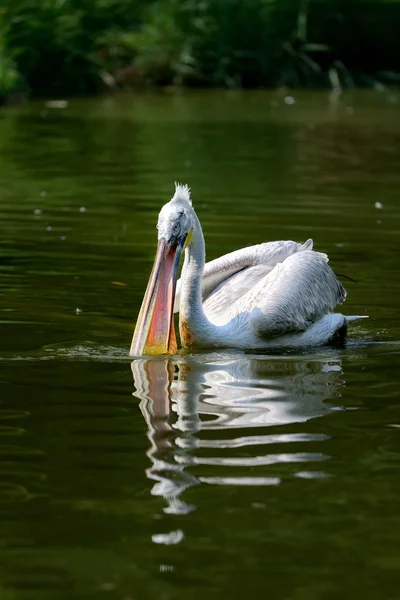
[[102, 0, 298, 87], [123, 0, 400, 89], [179, 0, 296, 87], [0, 44, 20, 97], [0, 0, 400, 99], [0, 0, 150, 99], [0, 11, 20, 98], [96, 2, 192, 86]]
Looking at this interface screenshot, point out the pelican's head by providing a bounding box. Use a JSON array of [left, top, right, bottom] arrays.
[[157, 184, 194, 246], [130, 184, 193, 356]]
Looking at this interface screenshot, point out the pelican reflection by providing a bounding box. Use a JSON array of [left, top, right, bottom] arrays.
[[131, 353, 344, 514]]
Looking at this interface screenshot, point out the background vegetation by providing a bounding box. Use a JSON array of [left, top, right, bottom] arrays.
[[1, 0, 400, 101]]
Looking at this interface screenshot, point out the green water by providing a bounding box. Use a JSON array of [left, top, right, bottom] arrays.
[[0, 90, 400, 599]]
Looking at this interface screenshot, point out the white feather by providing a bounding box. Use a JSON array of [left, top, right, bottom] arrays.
[[172, 182, 192, 205], [246, 251, 346, 338]]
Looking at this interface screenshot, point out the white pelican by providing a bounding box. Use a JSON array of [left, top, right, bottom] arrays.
[[130, 184, 366, 356]]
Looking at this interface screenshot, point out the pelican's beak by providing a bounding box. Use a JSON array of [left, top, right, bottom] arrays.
[[130, 237, 185, 356]]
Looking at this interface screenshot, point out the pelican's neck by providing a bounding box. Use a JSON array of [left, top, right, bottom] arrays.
[[179, 211, 214, 346]]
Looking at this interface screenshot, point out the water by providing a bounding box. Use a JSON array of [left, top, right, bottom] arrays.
[[0, 90, 400, 599]]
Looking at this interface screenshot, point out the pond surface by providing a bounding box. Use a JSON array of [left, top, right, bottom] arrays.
[[0, 90, 400, 599]]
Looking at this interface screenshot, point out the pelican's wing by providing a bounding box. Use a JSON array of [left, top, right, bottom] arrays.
[[203, 264, 272, 321], [174, 239, 313, 313], [240, 250, 346, 338]]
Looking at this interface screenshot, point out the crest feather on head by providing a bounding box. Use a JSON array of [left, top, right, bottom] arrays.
[[171, 182, 192, 206]]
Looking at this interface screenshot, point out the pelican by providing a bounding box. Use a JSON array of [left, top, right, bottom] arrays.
[[130, 184, 366, 356]]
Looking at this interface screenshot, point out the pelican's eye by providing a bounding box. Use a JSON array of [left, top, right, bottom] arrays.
[[172, 223, 180, 236]]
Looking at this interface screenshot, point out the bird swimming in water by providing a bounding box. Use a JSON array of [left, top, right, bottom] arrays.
[[130, 184, 366, 356]]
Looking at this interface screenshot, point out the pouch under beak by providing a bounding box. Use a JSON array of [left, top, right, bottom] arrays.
[[130, 238, 183, 356]]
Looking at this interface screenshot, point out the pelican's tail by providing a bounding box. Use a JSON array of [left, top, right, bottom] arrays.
[[345, 315, 369, 323]]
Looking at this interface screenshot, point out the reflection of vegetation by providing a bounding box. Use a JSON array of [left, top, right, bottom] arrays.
[[1, 0, 400, 100]]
